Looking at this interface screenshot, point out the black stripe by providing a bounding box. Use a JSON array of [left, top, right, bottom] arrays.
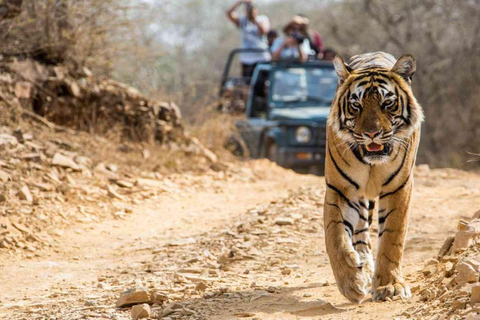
[[358, 213, 368, 222], [380, 175, 410, 199], [376, 78, 388, 85], [379, 228, 394, 238], [354, 228, 369, 234], [328, 148, 359, 189], [379, 209, 395, 224], [326, 183, 360, 213], [359, 201, 368, 209], [368, 201, 375, 210], [353, 240, 369, 246], [350, 145, 368, 164], [368, 212, 373, 226], [382, 140, 410, 186], [378, 208, 386, 214], [343, 220, 354, 237]]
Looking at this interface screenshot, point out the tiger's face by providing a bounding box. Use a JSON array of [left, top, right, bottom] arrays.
[[329, 55, 424, 165]]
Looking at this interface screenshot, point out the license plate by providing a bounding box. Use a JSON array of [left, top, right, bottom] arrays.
[[296, 153, 313, 160]]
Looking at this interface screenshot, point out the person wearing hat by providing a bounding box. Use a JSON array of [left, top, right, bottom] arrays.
[[297, 13, 325, 57], [271, 16, 312, 62], [226, 0, 271, 79]]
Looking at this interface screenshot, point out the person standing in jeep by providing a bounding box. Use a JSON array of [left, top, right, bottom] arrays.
[[226, 0, 271, 80]]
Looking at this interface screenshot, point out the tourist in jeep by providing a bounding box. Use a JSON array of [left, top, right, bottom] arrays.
[[271, 16, 311, 62], [226, 0, 271, 79]]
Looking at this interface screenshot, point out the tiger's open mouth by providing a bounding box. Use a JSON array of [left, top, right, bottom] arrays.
[[362, 142, 391, 157], [365, 142, 384, 152]]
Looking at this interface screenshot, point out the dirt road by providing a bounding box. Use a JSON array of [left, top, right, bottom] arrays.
[[2, 162, 480, 320]]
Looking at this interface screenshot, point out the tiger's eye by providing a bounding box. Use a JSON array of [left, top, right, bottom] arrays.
[[383, 100, 395, 109]]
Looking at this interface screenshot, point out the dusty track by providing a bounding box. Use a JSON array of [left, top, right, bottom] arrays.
[[1, 163, 480, 320]]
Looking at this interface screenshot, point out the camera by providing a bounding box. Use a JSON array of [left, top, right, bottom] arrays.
[[291, 32, 306, 44]]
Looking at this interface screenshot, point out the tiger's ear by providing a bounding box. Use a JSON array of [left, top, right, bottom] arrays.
[[333, 55, 352, 85], [391, 54, 416, 81]]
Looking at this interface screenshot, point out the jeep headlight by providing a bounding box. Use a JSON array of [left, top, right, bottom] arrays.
[[295, 126, 312, 143]]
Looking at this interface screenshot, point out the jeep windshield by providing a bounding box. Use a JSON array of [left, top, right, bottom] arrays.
[[271, 67, 337, 105]]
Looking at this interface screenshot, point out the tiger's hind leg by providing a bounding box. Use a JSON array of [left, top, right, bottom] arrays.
[[373, 181, 412, 301]]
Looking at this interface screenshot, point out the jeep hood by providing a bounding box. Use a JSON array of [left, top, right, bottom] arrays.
[[269, 107, 330, 121]]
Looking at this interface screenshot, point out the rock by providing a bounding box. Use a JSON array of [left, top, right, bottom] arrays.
[[459, 220, 469, 231], [455, 259, 480, 286], [195, 282, 208, 292], [107, 185, 125, 200], [445, 261, 454, 278], [106, 164, 118, 172], [18, 186, 33, 203], [112, 179, 134, 188], [0, 133, 18, 148], [162, 307, 174, 317], [142, 149, 150, 159], [14, 81, 33, 99], [52, 153, 81, 171], [267, 286, 277, 293], [116, 287, 151, 308], [281, 268, 292, 275], [472, 285, 480, 304], [0, 170, 10, 182], [131, 303, 150, 320], [473, 209, 480, 220], [452, 220, 480, 253], [181, 308, 195, 316], [188, 137, 218, 163], [274, 218, 295, 226], [438, 236, 455, 258], [422, 264, 437, 277], [151, 292, 168, 303]]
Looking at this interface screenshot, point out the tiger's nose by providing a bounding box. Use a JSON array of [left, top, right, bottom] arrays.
[[363, 130, 382, 138]]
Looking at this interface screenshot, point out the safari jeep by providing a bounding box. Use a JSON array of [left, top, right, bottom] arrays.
[[236, 61, 337, 174]]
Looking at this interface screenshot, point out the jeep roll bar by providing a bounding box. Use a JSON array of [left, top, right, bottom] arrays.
[[219, 48, 270, 96]]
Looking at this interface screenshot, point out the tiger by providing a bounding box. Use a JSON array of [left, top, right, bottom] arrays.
[[323, 51, 424, 303]]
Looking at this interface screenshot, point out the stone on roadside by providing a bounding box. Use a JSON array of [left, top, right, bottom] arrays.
[[107, 185, 125, 200], [52, 153, 81, 171], [131, 303, 150, 320], [274, 218, 295, 226], [472, 285, 480, 304], [473, 209, 480, 220], [422, 264, 437, 277], [437, 236, 455, 258], [0, 170, 11, 182], [195, 281, 208, 292], [151, 292, 168, 303], [451, 219, 480, 253], [18, 186, 33, 203], [116, 287, 151, 308], [455, 259, 480, 286]]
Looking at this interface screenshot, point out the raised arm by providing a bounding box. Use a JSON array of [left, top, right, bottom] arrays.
[[252, 15, 269, 35], [226, 0, 244, 27]]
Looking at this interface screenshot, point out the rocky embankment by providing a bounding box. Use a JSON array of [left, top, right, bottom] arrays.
[[406, 212, 480, 319]]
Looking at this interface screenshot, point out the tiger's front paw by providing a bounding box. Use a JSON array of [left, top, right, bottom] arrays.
[[332, 250, 369, 304], [372, 277, 411, 301], [358, 251, 374, 286]]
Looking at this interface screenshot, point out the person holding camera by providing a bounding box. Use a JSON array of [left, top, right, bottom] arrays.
[[226, 0, 271, 79], [271, 16, 312, 62]]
